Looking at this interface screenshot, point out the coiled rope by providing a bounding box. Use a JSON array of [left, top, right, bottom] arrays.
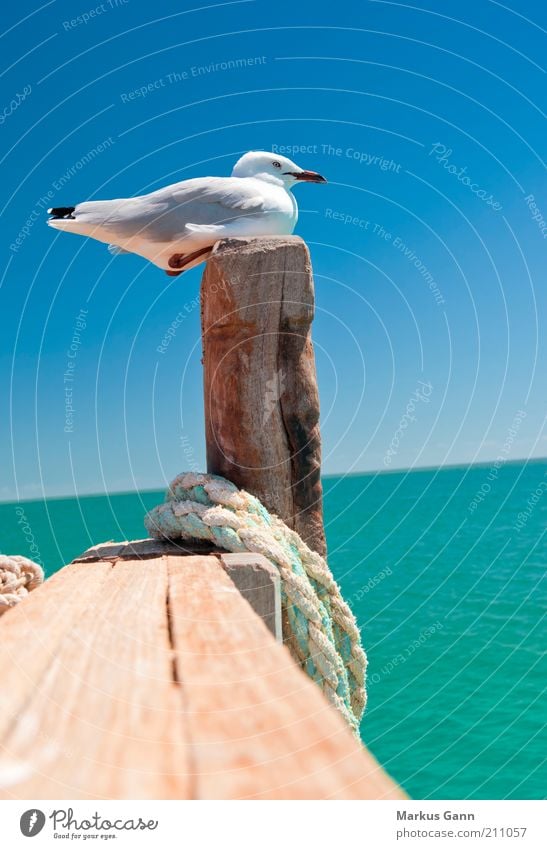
[[145, 472, 367, 732], [0, 555, 44, 617]]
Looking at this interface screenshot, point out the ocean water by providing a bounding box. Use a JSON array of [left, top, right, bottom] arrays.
[[1, 461, 545, 800]]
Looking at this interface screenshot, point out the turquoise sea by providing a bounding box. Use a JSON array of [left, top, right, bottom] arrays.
[[1, 460, 545, 800]]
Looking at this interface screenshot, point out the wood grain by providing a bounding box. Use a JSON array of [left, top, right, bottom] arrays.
[[0, 561, 113, 744], [0, 558, 190, 799], [168, 555, 404, 800], [201, 236, 326, 556], [0, 552, 404, 800]]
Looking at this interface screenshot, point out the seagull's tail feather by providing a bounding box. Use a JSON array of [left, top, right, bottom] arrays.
[[47, 205, 83, 232], [47, 217, 92, 235], [47, 200, 112, 238], [47, 198, 127, 238], [48, 206, 75, 219]]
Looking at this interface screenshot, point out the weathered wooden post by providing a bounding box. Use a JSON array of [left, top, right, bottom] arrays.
[[201, 236, 326, 557]]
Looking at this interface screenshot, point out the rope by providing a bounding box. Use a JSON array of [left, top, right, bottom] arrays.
[[0, 555, 44, 617], [145, 472, 367, 732]]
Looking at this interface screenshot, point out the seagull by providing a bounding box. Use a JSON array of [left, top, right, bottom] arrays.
[[47, 151, 327, 275]]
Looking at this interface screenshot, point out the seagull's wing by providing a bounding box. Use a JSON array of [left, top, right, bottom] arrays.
[[148, 176, 268, 239], [73, 177, 267, 243]]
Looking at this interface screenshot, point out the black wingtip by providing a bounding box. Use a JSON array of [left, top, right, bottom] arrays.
[[47, 206, 76, 219]]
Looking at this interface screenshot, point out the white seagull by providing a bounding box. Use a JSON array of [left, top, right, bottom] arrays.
[[47, 151, 326, 275]]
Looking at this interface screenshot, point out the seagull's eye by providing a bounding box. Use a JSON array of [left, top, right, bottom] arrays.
[[272, 161, 282, 168]]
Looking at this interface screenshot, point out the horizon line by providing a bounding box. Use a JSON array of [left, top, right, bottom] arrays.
[[2, 454, 546, 506]]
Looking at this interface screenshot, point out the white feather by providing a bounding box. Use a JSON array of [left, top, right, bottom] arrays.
[[47, 151, 325, 271]]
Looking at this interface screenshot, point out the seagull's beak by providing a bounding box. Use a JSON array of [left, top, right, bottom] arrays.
[[286, 170, 327, 183]]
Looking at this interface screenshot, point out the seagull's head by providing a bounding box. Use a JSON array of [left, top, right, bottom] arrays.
[[232, 151, 327, 188]]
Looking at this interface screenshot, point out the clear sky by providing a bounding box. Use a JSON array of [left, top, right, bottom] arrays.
[[1, 0, 545, 501]]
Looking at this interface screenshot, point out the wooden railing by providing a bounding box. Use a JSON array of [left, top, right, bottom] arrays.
[[0, 539, 403, 799]]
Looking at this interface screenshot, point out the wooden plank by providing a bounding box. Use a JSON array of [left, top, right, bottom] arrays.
[[1, 549, 402, 800], [0, 558, 191, 799], [168, 555, 404, 800], [0, 561, 113, 745], [220, 553, 282, 641], [201, 236, 326, 556]]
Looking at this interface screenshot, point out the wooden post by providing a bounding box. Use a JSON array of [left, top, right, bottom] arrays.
[[201, 236, 326, 557]]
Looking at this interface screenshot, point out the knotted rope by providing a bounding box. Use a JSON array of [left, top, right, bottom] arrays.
[[145, 472, 367, 732], [0, 555, 44, 617]]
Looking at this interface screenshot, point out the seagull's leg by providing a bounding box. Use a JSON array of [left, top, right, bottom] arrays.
[[168, 246, 213, 271]]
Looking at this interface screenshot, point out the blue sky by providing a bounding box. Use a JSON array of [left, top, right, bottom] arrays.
[[1, 0, 545, 500]]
